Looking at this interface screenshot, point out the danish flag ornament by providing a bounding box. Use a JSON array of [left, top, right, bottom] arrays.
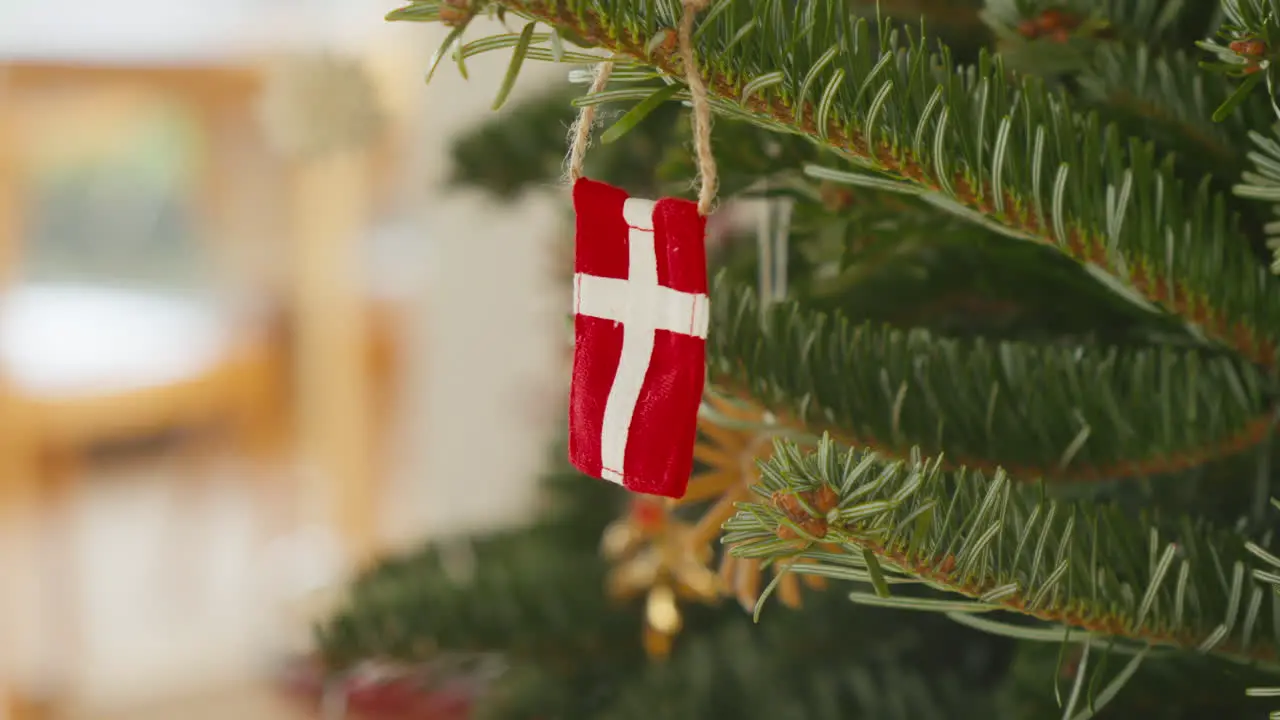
[[566, 2, 717, 498], [568, 178, 709, 498]]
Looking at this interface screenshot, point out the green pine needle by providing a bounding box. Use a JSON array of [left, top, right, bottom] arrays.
[[601, 83, 681, 143], [492, 22, 538, 110], [727, 435, 1280, 669]]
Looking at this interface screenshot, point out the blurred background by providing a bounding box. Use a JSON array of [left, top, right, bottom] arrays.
[[0, 2, 567, 717]]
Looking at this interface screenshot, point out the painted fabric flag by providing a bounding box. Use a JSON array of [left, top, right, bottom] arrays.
[[568, 178, 709, 498]]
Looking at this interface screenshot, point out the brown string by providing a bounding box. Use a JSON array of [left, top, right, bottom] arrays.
[[564, 1, 718, 215], [565, 59, 615, 184], [677, 0, 717, 215]]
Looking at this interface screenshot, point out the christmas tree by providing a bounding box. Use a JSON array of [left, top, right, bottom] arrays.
[[310, 0, 1280, 716]]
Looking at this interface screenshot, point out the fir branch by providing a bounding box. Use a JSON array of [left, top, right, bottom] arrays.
[[1070, 41, 1274, 263], [315, 534, 621, 669], [449, 80, 684, 198], [315, 455, 625, 669], [1197, 0, 1280, 122], [390, 0, 1280, 370], [999, 641, 1276, 718], [470, 580, 1011, 720], [982, 0, 1218, 49], [316, 441, 1017, 718], [449, 83, 584, 197], [597, 620, 997, 720], [723, 436, 1280, 670], [871, 0, 985, 32], [1236, 126, 1280, 274], [979, 0, 1231, 153], [707, 277, 1275, 484], [1077, 44, 1271, 188]]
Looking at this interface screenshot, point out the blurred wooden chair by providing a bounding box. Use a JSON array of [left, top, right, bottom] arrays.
[[0, 284, 291, 716], [0, 59, 405, 717], [0, 290, 402, 718]]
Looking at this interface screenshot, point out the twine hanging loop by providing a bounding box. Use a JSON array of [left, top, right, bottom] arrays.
[[564, 0, 719, 216], [565, 60, 615, 184], [677, 0, 717, 215]]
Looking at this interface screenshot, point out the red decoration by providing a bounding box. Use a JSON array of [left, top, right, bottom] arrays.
[[277, 656, 489, 720], [1017, 8, 1083, 41], [629, 496, 669, 532], [568, 178, 709, 499], [1035, 8, 1070, 32], [1230, 39, 1268, 57]]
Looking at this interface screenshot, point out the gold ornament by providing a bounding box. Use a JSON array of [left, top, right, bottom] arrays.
[[599, 393, 833, 660], [600, 496, 722, 659], [682, 393, 828, 612]]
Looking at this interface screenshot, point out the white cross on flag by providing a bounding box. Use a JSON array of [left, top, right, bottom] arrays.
[[568, 178, 709, 498]]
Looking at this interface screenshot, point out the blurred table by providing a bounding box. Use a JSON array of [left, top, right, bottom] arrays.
[[0, 284, 231, 399]]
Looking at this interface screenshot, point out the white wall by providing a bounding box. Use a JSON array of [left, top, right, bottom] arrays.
[[378, 19, 573, 543]]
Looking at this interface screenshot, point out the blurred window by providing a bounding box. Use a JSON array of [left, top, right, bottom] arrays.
[[23, 93, 212, 292]]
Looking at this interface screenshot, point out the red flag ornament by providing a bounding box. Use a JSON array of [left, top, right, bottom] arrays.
[[568, 178, 709, 498], [566, 2, 718, 498]]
